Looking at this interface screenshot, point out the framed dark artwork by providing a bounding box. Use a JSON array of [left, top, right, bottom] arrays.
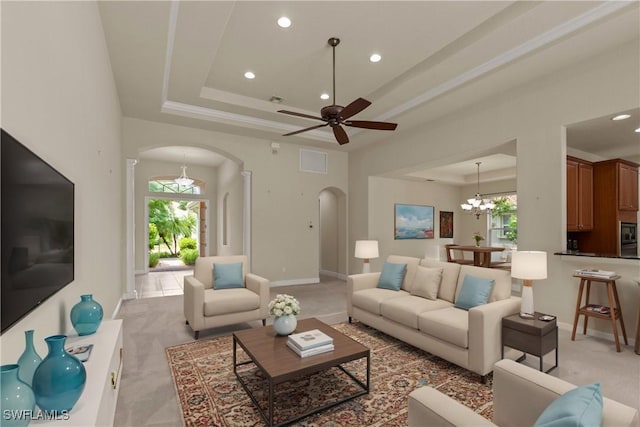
[[394, 204, 434, 239], [439, 211, 454, 238]]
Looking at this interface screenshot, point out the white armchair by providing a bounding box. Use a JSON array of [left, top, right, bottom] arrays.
[[183, 255, 269, 339], [408, 359, 639, 427]]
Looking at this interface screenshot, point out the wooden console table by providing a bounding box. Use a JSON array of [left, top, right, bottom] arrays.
[[446, 245, 505, 268], [571, 274, 628, 352]]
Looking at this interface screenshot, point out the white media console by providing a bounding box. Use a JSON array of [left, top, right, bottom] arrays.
[[32, 319, 123, 426]]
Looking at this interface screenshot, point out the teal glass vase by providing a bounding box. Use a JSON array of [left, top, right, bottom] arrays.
[[70, 294, 103, 336], [1, 364, 36, 427], [32, 335, 86, 413], [17, 329, 42, 387]]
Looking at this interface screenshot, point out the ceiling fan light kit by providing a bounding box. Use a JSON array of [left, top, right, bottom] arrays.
[[278, 37, 397, 145]]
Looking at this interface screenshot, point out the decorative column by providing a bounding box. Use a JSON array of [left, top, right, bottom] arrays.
[[125, 158, 138, 300], [241, 170, 252, 270]]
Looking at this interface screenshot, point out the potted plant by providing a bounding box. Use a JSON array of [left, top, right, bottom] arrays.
[[473, 232, 485, 247]]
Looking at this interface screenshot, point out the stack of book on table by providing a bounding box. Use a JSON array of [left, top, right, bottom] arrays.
[[287, 329, 334, 358], [575, 268, 617, 279]]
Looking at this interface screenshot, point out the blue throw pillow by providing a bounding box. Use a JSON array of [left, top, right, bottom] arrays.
[[213, 262, 244, 289], [377, 262, 407, 291], [533, 383, 603, 427], [454, 274, 495, 310]]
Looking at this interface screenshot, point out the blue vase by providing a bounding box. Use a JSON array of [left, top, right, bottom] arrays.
[[273, 314, 297, 335], [32, 335, 86, 413], [70, 294, 103, 336], [1, 364, 36, 427], [17, 329, 42, 387]]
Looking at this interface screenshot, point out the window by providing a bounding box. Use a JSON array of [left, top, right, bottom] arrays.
[[488, 195, 517, 246], [148, 179, 201, 195]]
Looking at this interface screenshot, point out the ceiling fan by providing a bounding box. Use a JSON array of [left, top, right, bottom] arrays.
[[278, 37, 398, 145]]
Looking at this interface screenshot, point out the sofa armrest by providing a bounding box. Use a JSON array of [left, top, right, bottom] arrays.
[[246, 273, 270, 319], [184, 275, 205, 330], [408, 386, 496, 427], [468, 297, 521, 376], [347, 273, 381, 316], [493, 359, 639, 427]]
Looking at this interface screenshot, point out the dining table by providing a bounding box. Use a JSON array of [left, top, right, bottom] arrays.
[[447, 245, 506, 268]]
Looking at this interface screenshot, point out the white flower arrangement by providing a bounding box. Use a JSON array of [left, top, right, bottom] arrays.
[[268, 294, 301, 318]]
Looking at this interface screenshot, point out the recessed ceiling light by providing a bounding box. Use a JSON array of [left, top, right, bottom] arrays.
[[320, 93, 330, 100], [244, 71, 255, 79], [277, 17, 291, 28], [612, 114, 631, 121], [635, 127, 640, 133], [369, 53, 381, 63]]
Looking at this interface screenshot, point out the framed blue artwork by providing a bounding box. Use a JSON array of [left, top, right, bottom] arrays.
[[394, 204, 435, 239]]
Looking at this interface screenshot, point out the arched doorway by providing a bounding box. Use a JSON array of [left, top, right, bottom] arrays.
[[318, 187, 347, 279]]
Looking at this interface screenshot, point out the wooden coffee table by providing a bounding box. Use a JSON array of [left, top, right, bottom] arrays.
[[233, 318, 370, 427]]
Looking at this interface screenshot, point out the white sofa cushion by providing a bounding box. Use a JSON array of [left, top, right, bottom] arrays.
[[411, 266, 443, 300], [420, 259, 461, 303], [381, 296, 453, 329], [203, 288, 259, 316], [352, 288, 409, 315], [455, 265, 511, 302], [418, 307, 469, 348], [387, 255, 421, 292]]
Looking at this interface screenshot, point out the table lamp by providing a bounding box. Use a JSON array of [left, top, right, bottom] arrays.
[[511, 251, 547, 319], [355, 240, 379, 273]]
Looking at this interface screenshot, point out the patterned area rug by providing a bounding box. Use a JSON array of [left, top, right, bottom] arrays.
[[166, 322, 494, 426]]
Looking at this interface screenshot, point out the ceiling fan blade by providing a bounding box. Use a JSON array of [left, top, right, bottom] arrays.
[[344, 120, 398, 131], [277, 110, 325, 122], [282, 123, 328, 137], [339, 98, 372, 120], [333, 125, 349, 145]]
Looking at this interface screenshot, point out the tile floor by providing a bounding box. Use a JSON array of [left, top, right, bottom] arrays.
[[134, 269, 192, 298]]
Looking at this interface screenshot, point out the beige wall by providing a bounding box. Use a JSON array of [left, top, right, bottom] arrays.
[[134, 159, 218, 270], [122, 117, 349, 283], [367, 177, 465, 270], [1, 2, 122, 362], [350, 40, 640, 338]]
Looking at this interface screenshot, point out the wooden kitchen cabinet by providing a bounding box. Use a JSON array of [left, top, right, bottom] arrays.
[[580, 158, 639, 255], [618, 162, 639, 211], [567, 156, 593, 231]]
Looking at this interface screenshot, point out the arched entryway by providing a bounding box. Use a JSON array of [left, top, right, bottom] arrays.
[[318, 187, 348, 279]]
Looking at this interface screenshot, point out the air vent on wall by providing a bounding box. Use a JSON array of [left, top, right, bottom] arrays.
[[300, 149, 327, 174]]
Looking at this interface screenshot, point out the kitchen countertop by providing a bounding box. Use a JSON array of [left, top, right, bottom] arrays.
[[554, 251, 640, 261]]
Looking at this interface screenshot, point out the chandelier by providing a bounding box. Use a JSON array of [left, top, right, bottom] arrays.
[[174, 165, 194, 187], [461, 162, 495, 219]]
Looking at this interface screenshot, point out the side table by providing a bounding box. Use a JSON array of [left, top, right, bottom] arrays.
[[571, 274, 628, 352], [502, 312, 558, 373]]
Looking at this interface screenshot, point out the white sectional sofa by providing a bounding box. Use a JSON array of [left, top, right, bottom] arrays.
[[347, 255, 521, 381], [408, 359, 639, 427]]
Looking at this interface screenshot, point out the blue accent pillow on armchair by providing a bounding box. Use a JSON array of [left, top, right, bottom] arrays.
[[533, 382, 603, 427], [454, 275, 495, 310], [213, 262, 244, 289], [377, 262, 407, 291]]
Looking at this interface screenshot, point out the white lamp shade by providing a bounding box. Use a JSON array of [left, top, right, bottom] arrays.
[[511, 251, 547, 280], [355, 240, 379, 259]]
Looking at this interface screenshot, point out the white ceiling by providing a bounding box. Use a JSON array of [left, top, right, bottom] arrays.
[[98, 1, 639, 177]]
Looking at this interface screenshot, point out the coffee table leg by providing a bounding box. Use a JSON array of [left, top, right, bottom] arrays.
[[269, 379, 274, 427], [233, 336, 237, 375]]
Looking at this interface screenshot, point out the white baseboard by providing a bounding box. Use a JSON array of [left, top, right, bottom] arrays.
[[112, 297, 123, 319], [122, 290, 138, 300], [319, 270, 348, 281], [135, 269, 146, 275], [271, 278, 319, 287]]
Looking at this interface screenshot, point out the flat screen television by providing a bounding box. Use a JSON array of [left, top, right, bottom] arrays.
[[1, 129, 74, 334]]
